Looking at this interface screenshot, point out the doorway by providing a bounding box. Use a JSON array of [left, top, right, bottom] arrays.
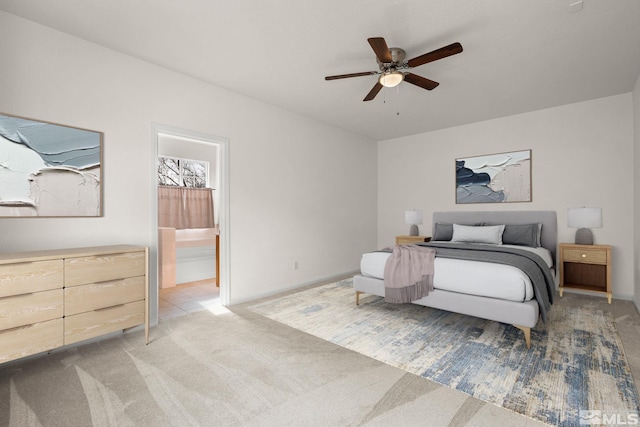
[[150, 124, 229, 325]]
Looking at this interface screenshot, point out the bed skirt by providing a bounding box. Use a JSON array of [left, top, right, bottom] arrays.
[[353, 274, 540, 329]]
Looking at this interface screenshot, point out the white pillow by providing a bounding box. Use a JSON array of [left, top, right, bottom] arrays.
[[451, 224, 505, 245]]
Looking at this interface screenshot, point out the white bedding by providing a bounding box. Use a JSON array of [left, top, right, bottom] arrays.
[[360, 245, 554, 303]]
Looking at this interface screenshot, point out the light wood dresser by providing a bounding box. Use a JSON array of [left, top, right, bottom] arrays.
[[0, 245, 148, 365]]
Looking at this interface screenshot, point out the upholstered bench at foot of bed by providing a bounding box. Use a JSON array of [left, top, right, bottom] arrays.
[[353, 274, 539, 349]]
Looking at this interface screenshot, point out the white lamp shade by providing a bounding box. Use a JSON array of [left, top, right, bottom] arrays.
[[405, 210, 423, 225], [379, 72, 403, 88], [567, 208, 602, 228]]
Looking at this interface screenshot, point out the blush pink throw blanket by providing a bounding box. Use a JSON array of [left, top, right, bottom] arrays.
[[383, 244, 436, 303]]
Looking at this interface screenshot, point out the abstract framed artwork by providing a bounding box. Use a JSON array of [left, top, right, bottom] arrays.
[[0, 113, 103, 217], [456, 149, 531, 204]]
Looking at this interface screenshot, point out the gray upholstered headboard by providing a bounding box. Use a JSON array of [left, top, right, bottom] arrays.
[[432, 210, 558, 263]]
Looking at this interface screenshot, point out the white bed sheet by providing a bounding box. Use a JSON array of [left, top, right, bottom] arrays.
[[359, 244, 553, 303]]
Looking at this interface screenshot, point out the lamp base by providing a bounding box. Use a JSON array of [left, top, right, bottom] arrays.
[[409, 224, 419, 236], [575, 228, 594, 245]]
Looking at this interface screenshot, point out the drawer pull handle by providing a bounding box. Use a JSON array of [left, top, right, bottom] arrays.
[[95, 304, 125, 312], [2, 261, 35, 266], [1, 323, 33, 333], [94, 279, 118, 285], [0, 292, 34, 299], [581, 254, 586, 258]]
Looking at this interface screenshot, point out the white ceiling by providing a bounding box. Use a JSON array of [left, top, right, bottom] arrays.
[[1, 0, 639, 141]]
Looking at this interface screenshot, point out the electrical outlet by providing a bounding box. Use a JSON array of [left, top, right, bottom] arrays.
[[569, 0, 583, 13]]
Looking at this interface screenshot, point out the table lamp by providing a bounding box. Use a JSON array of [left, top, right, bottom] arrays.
[[405, 210, 423, 236], [567, 207, 601, 245]]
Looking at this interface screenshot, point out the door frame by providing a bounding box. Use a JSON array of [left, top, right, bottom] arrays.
[[149, 123, 230, 325]]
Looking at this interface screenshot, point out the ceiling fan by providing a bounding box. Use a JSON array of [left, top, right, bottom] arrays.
[[325, 37, 463, 101]]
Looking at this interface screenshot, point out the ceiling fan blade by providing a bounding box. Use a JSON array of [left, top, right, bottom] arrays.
[[404, 73, 439, 90], [363, 82, 383, 101], [367, 37, 392, 63], [325, 71, 377, 81], [407, 42, 463, 68]]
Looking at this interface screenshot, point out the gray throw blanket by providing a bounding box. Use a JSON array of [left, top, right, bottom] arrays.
[[416, 241, 555, 323], [384, 244, 436, 303]]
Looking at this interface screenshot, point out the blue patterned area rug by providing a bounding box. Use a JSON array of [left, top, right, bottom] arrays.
[[247, 279, 640, 426]]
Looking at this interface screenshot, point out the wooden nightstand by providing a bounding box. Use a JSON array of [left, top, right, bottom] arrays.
[[559, 243, 612, 303], [395, 236, 431, 245]]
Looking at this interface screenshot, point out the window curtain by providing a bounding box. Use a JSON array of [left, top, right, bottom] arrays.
[[158, 186, 214, 229]]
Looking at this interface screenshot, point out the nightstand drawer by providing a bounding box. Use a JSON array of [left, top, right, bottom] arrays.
[[563, 248, 607, 265], [396, 236, 431, 245]]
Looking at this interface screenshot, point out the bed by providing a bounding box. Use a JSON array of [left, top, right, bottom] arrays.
[[353, 210, 557, 348]]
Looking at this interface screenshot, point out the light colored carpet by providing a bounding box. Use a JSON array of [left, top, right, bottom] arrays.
[[0, 298, 548, 426], [247, 279, 640, 426]]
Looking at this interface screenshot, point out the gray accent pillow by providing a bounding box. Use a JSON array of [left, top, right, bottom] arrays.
[[433, 223, 454, 241], [433, 222, 482, 241], [486, 223, 542, 247]]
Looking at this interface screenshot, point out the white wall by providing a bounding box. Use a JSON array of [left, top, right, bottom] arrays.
[[378, 94, 635, 299], [633, 74, 640, 309], [0, 12, 378, 318]]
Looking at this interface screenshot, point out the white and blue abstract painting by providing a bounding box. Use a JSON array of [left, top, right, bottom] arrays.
[[0, 113, 102, 217], [456, 150, 531, 204]]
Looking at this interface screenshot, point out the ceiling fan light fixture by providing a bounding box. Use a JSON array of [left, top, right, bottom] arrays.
[[324, 37, 463, 102], [379, 71, 403, 88]]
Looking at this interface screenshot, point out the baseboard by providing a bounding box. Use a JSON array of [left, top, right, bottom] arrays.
[[230, 270, 358, 306], [559, 287, 634, 302]]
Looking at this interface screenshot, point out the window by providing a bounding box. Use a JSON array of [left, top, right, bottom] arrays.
[[158, 156, 208, 188]]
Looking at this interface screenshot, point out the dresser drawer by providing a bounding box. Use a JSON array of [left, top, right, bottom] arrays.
[[0, 260, 63, 297], [0, 318, 64, 364], [64, 300, 145, 345], [64, 276, 145, 316], [0, 289, 63, 331], [563, 248, 607, 265], [64, 251, 146, 287]]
